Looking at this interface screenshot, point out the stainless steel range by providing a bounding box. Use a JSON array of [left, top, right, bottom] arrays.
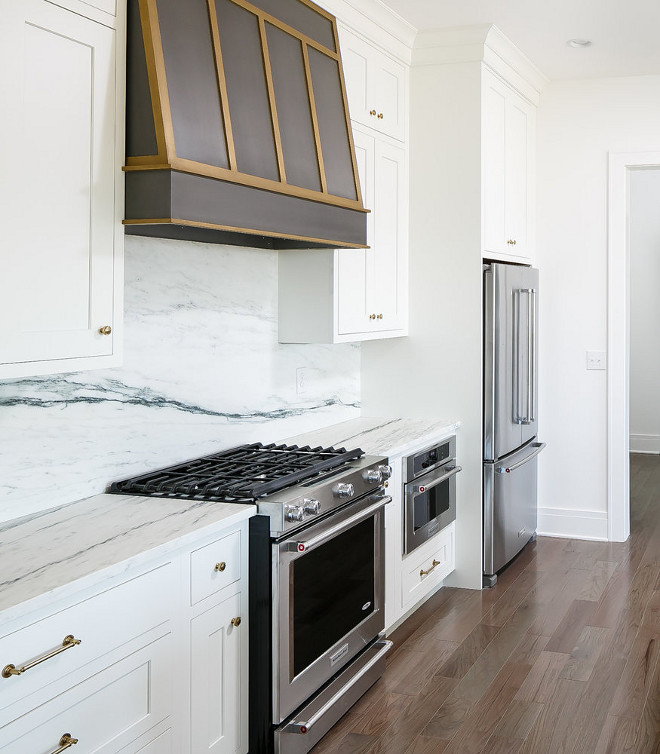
[[110, 442, 393, 754]]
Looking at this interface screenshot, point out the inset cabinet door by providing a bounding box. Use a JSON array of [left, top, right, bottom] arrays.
[[339, 26, 406, 142], [482, 70, 534, 262], [190, 591, 247, 754], [0, 0, 121, 377]]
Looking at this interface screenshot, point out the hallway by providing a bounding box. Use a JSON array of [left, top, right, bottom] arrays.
[[314, 453, 660, 753]]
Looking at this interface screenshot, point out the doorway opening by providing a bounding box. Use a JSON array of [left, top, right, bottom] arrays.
[[608, 152, 660, 542]]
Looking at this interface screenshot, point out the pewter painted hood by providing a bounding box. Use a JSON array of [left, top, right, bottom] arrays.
[[124, 0, 367, 249]]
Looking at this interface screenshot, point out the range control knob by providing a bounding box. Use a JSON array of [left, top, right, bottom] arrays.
[[378, 464, 393, 480], [332, 482, 355, 499], [303, 498, 321, 515], [284, 505, 305, 523], [363, 468, 383, 484]]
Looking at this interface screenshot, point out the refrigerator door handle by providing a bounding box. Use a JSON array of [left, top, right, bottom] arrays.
[[512, 290, 522, 424], [496, 442, 546, 474], [530, 288, 537, 422], [519, 288, 535, 426]]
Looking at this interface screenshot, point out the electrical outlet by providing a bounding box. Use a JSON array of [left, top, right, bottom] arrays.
[[586, 351, 606, 370], [296, 367, 307, 394]]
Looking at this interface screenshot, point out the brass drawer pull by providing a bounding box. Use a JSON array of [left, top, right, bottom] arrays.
[[507, 239, 517, 245], [231, 616, 242, 627], [2, 635, 82, 679], [98, 325, 112, 335], [420, 559, 441, 577], [377, 112, 384, 119], [214, 562, 226, 572], [50, 734, 79, 753], [369, 109, 376, 116]]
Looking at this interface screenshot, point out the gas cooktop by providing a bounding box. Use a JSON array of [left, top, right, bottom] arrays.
[[109, 442, 365, 502]]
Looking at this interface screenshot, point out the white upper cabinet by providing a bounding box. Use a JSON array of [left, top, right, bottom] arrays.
[[0, 0, 124, 378], [339, 25, 406, 142], [482, 69, 536, 263]]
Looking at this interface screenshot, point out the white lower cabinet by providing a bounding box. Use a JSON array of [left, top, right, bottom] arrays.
[[191, 592, 246, 754], [0, 521, 249, 754]]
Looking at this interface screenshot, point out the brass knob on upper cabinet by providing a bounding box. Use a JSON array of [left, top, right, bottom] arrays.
[[377, 113, 384, 119], [98, 325, 112, 335], [507, 239, 517, 245], [376, 313, 383, 319], [369, 314, 376, 320], [214, 562, 226, 572], [231, 616, 242, 627], [369, 109, 377, 116]]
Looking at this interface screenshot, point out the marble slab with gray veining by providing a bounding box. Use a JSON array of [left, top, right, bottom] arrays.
[[284, 416, 460, 460], [0, 493, 255, 624]]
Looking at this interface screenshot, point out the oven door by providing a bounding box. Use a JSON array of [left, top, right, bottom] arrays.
[[404, 463, 461, 555], [273, 491, 389, 724]]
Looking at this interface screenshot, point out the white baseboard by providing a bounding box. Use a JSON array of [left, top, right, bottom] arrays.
[[629, 434, 660, 454], [537, 507, 608, 541]]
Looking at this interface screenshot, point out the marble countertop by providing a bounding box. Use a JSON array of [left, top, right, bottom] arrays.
[[0, 493, 255, 623], [284, 416, 459, 459]]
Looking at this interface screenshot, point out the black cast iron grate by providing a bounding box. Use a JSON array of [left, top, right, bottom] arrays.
[[109, 442, 364, 502]]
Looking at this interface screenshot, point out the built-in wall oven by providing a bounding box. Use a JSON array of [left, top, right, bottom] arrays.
[[403, 435, 461, 555]]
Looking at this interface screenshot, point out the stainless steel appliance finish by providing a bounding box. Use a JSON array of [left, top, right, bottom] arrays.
[[274, 639, 392, 754], [483, 263, 545, 586], [273, 488, 389, 724], [403, 436, 461, 555]]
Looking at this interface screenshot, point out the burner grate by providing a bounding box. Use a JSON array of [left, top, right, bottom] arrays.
[[109, 443, 364, 502]]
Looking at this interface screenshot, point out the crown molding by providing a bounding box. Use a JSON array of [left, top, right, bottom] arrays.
[[413, 24, 548, 102]]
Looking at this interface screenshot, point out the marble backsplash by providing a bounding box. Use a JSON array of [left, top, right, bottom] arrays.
[[0, 236, 361, 523]]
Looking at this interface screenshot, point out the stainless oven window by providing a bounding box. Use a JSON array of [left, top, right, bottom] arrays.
[[413, 481, 451, 531], [292, 517, 375, 677]]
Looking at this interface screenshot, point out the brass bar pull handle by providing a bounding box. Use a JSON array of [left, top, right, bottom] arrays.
[[214, 562, 226, 572], [50, 734, 79, 753], [2, 635, 82, 679], [420, 559, 440, 577]]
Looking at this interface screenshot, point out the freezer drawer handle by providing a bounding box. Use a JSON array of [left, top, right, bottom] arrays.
[[496, 443, 546, 474], [282, 640, 393, 734]]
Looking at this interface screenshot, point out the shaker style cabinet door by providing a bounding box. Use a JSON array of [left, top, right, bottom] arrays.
[[482, 70, 535, 262], [337, 130, 407, 337], [339, 26, 406, 142], [0, 0, 122, 378], [190, 592, 247, 754]]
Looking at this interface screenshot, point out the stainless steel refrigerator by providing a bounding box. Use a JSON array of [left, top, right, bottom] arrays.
[[483, 262, 546, 587]]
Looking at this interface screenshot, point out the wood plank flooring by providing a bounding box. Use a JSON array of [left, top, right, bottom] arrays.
[[313, 453, 660, 753]]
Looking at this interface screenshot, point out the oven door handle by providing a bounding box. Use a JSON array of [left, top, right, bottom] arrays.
[[292, 495, 391, 554], [411, 465, 462, 493]]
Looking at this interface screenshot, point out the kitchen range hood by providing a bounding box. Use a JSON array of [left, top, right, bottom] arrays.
[[124, 0, 367, 249]]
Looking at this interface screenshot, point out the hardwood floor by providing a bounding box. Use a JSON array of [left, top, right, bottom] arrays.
[[313, 454, 660, 753]]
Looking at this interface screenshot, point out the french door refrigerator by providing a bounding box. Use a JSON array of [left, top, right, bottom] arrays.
[[483, 262, 546, 587]]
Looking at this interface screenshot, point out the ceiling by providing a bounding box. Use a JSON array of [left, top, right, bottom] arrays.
[[379, 0, 660, 81]]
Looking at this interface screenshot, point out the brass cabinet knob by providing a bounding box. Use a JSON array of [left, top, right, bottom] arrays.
[[231, 616, 242, 627], [369, 109, 377, 116], [376, 313, 383, 319], [98, 325, 112, 335], [214, 562, 226, 572], [369, 314, 376, 320], [506, 239, 517, 245], [377, 112, 384, 119]]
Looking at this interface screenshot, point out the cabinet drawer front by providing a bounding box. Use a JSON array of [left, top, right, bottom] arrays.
[[402, 526, 454, 609], [0, 633, 172, 753], [0, 564, 174, 713], [190, 530, 241, 606]]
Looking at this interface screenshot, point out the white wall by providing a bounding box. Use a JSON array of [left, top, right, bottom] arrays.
[[536, 74, 660, 539], [629, 168, 660, 453], [0, 237, 361, 523], [362, 60, 484, 589]]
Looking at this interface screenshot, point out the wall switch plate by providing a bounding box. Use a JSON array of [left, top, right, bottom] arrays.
[[296, 367, 307, 394], [586, 351, 606, 370]]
